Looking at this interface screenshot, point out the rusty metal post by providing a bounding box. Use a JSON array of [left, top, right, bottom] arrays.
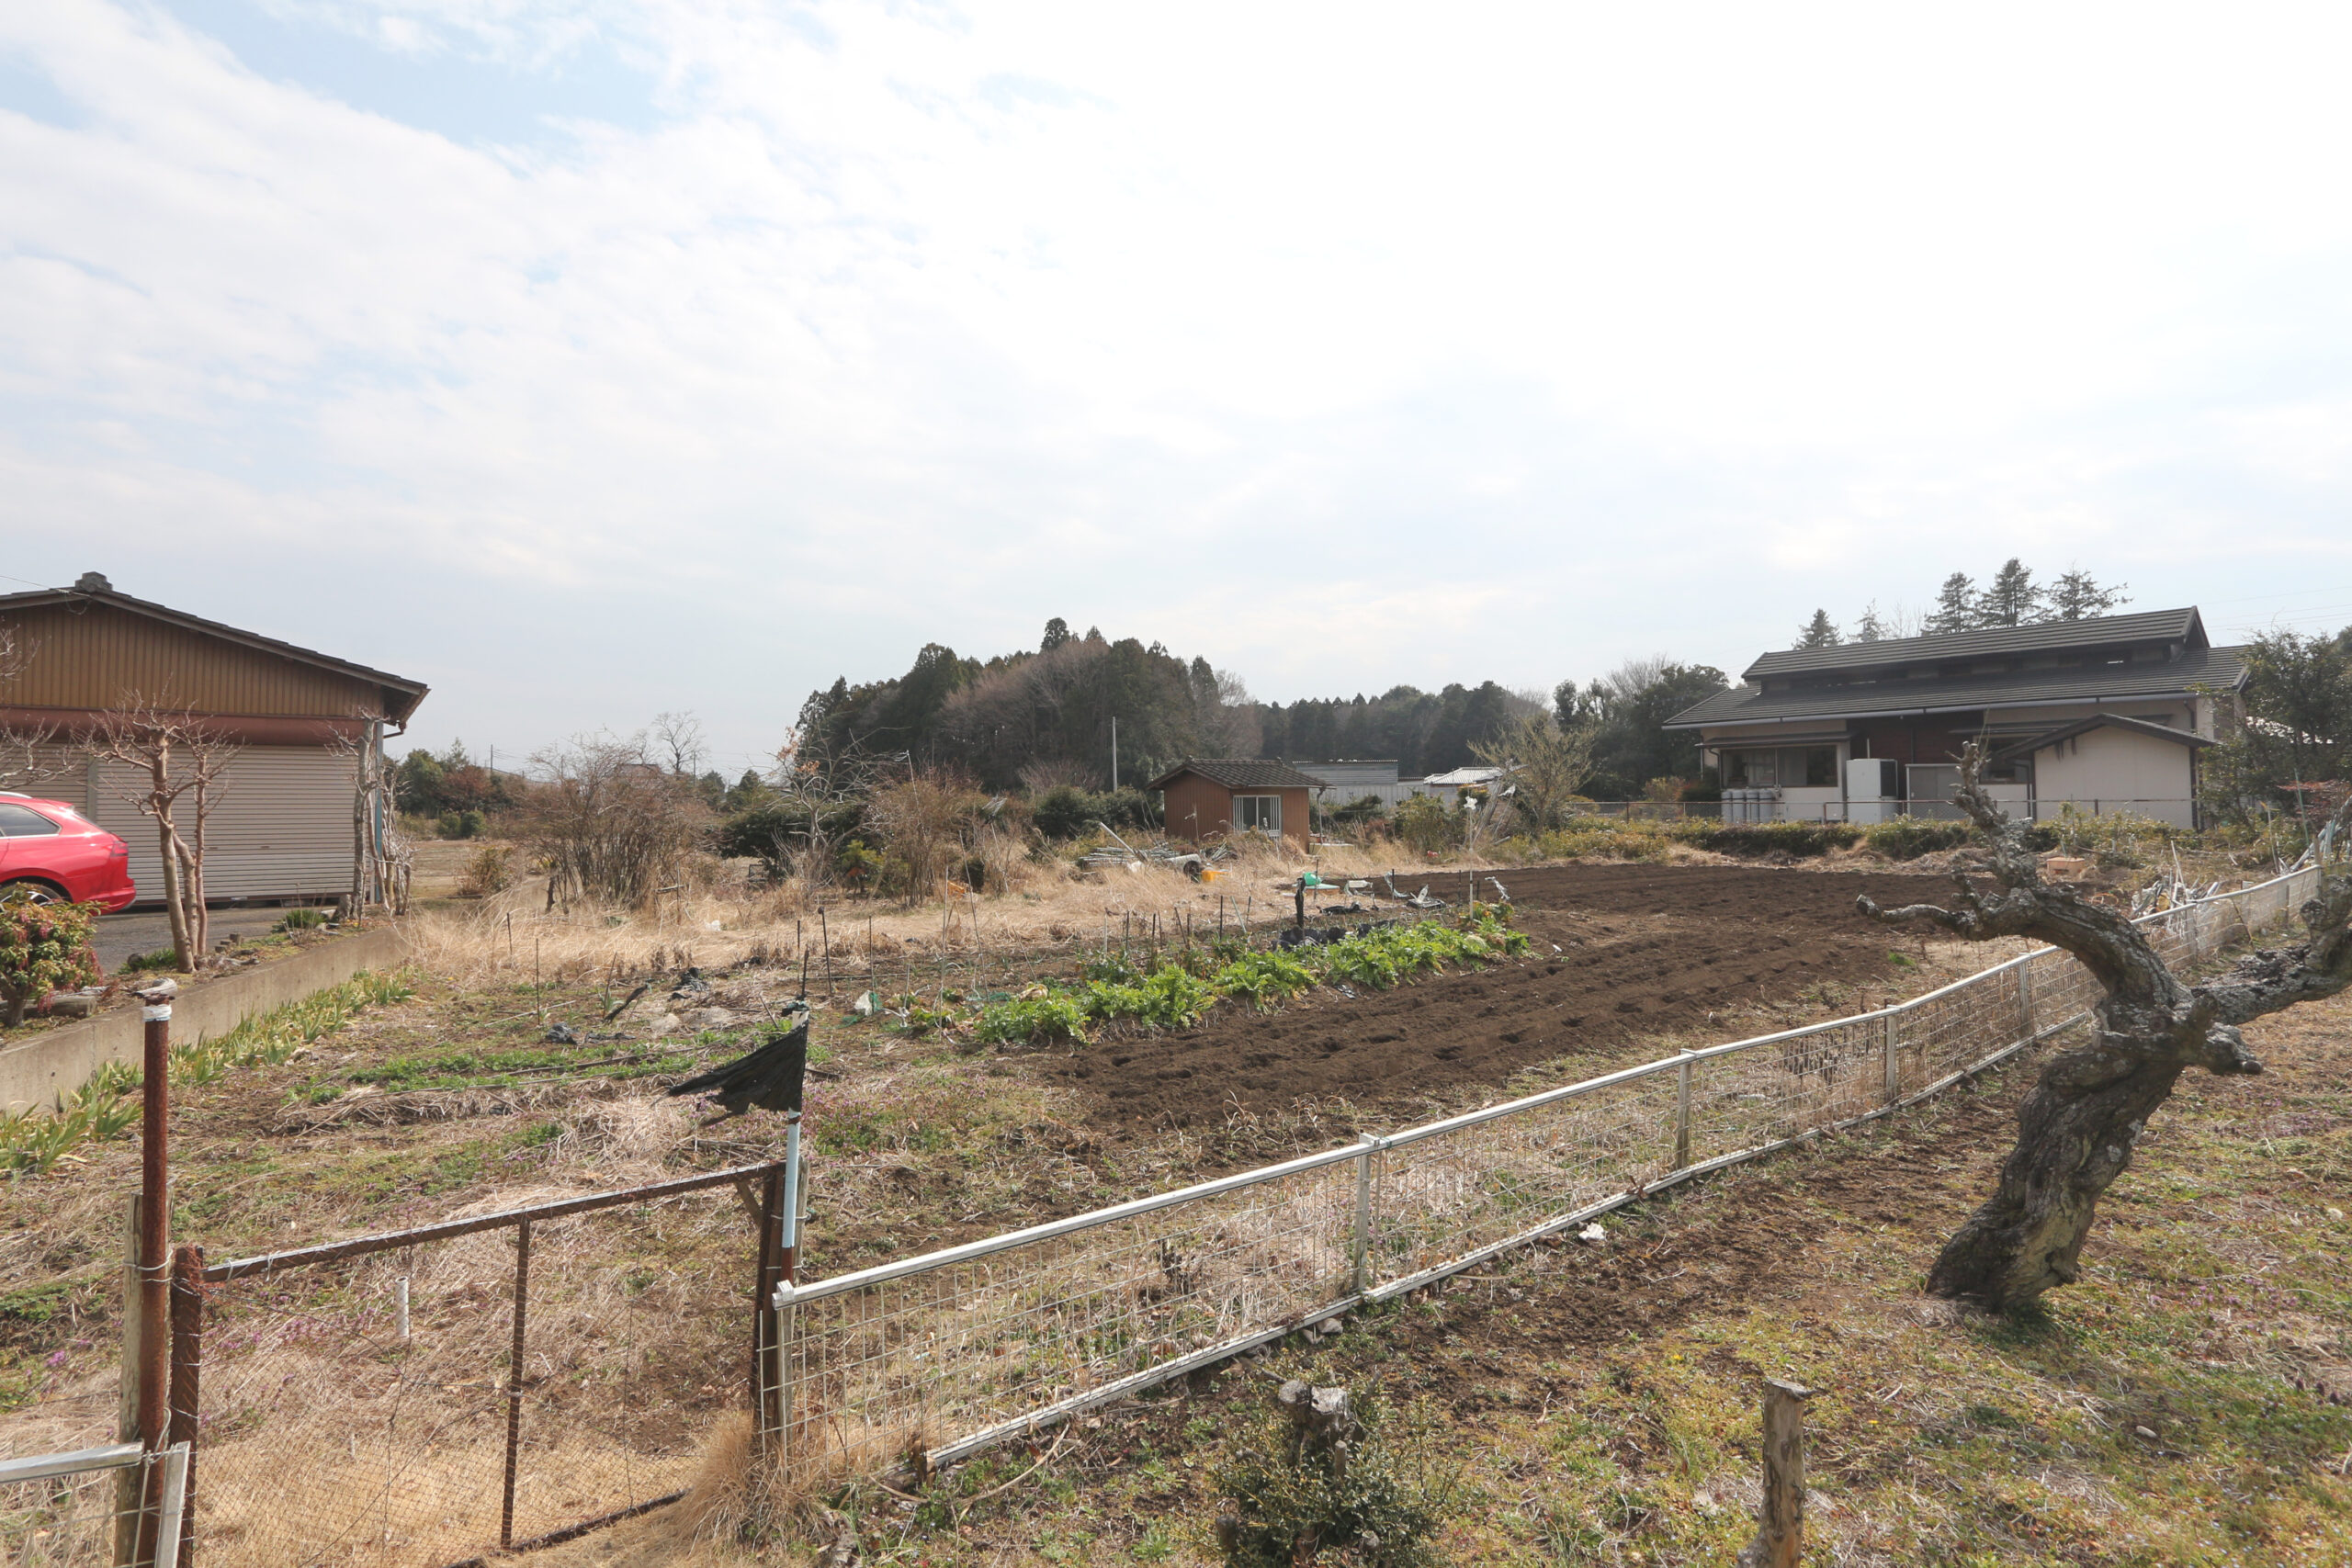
[[750, 1168, 785, 1440], [502, 1219, 532, 1551], [131, 998, 173, 1566], [139, 1000, 171, 1450], [168, 1246, 204, 1567], [1738, 1380, 1815, 1568], [113, 1195, 146, 1567]]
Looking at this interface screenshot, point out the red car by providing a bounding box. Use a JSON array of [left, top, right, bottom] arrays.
[[0, 793, 137, 912]]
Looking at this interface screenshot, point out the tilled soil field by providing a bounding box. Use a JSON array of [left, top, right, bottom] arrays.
[[1034, 863, 1962, 1132]]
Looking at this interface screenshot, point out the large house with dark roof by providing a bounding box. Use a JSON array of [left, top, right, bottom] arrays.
[[1148, 759, 1329, 847], [1665, 608, 2244, 829]]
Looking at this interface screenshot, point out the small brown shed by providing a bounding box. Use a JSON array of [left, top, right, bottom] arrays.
[[0, 571, 428, 908], [1148, 759, 1328, 847]]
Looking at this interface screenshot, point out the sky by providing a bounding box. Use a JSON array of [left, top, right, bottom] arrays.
[[6, 2, 2352, 778]]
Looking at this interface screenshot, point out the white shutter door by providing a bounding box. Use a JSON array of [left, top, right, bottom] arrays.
[[87, 747, 356, 906]]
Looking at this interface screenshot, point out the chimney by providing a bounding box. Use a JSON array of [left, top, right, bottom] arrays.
[[74, 571, 113, 593]]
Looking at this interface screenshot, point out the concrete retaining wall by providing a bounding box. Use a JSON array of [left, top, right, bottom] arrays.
[[0, 924, 411, 1115]]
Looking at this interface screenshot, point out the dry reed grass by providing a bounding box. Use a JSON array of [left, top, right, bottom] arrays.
[[401, 834, 1498, 992]]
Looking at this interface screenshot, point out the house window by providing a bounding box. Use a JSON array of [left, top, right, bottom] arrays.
[[1722, 748, 1836, 788], [1235, 795, 1282, 834]]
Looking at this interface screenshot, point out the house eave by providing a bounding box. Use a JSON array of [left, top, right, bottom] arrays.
[[1666, 683, 2233, 733]]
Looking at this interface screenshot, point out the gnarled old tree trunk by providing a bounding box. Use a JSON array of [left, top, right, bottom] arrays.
[[1858, 749, 2352, 1313]]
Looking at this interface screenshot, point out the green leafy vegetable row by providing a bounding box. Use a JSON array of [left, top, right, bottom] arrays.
[[973, 910, 1528, 1045]]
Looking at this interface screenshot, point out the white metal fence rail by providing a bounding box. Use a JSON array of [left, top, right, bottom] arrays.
[[770, 862, 2328, 1479], [0, 1442, 189, 1568]]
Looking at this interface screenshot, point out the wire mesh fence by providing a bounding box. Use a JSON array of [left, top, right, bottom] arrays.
[[775, 861, 2330, 1484], [185, 1163, 784, 1568], [0, 1442, 188, 1568]]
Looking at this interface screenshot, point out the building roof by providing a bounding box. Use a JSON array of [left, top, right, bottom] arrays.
[[1420, 765, 1505, 786], [1146, 758, 1329, 792], [1667, 645, 2245, 731], [0, 572, 429, 724], [1991, 713, 2214, 765], [1743, 607, 2208, 682]]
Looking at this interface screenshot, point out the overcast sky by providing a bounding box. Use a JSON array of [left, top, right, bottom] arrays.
[[7, 2, 2352, 777]]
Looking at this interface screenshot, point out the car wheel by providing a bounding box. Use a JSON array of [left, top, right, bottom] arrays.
[[0, 880, 67, 907]]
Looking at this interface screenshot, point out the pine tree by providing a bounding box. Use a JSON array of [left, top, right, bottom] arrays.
[[1927, 572, 1980, 635], [1853, 602, 1889, 642], [2048, 568, 2129, 621], [1793, 609, 1841, 649], [1040, 617, 1071, 651], [1977, 558, 2044, 627]]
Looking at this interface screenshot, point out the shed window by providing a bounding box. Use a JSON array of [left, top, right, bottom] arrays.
[[0, 804, 61, 836], [1235, 795, 1282, 834]]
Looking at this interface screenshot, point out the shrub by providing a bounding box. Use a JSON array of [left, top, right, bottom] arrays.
[[276, 908, 328, 932], [1668, 820, 1862, 857], [1212, 1388, 1458, 1567], [0, 894, 99, 1028], [120, 948, 178, 974], [1391, 795, 1461, 855], [436, 808, 488, 840], [458, 846, 514, 898], [1032, 784, 1164, 840], [1521, 819, 1672, 863], [972, 992, 1090, 1045], [1861, 818, 1973, 861], [529, 736, 708, 908], [717, 799, 868, 875]]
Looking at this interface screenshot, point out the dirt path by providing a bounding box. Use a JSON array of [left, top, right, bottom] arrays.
[[1031, 864, 1959, 1132]]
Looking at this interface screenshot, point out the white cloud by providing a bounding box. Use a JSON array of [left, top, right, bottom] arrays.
[[5, 1, 2352, 760]]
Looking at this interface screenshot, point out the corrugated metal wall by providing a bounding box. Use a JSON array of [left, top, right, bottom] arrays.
[[1, 602, 379, 716], [27, 745, 358, 905]]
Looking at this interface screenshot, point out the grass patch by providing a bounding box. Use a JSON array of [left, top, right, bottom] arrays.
[[0, 969, 418, 1177]]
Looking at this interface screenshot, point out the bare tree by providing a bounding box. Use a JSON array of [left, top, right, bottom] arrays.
[[651, 710, 708, 777], [86, 705, 243, 969], [865, 772, 974, 907], [531, 732, 707, 908], [1858, 746, 2352, 1312]]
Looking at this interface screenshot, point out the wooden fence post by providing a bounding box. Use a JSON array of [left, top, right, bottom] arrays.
[[1738, 1379, 1815, 1568]]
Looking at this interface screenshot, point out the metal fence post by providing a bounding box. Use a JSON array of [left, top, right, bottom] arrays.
[[502, 1218, 531, 1551], [1882, 1010, 1900, 1107], [168, 1246, 203, 1568], [751, 1168, 786, 1444], [2018, 958, 2035, 1038], [772, 1280, 797, 1474], [114, 1195, 144, 1568], [1673, 1052, 1694, 1170], [1350, 1135, 1378, 1295]]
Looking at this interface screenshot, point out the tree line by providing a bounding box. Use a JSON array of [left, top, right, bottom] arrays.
[[1793, 558, 2131, 649]]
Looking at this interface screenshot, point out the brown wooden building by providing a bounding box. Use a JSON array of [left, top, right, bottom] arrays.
[[1148, 759, 1328, 847], [0, 571, 428, 908]]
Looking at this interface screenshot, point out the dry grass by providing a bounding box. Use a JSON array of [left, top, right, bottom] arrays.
[[400, 833, 1528, 992]]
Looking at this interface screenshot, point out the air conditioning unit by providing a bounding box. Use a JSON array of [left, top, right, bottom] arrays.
[[1846, 758, 1900, 824]]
